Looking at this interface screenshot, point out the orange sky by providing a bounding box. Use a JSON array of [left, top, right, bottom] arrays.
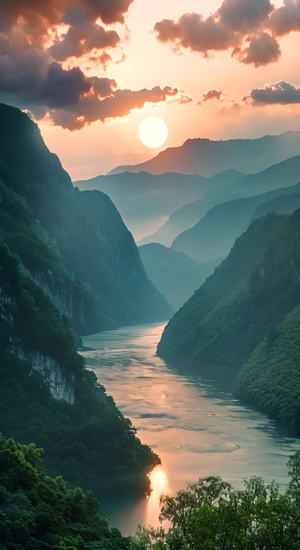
[[36, 0, 300, 180]]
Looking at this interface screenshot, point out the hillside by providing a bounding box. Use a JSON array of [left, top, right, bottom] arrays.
[[0, 104, 171, 330], [0, 435, 129, 549], [0, 245, 158, 496], [144, 155, 300, 248], [140, 243, 219, 310], [172, 183, 300, 263], [109, 132, 300, 177], [76, 170, 244, 241], [158, 212, 300, 431], [140, 170, 244, 246]]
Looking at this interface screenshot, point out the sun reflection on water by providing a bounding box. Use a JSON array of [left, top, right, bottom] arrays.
[[150, 465, 168, 495], [145, 465, 169, 527]]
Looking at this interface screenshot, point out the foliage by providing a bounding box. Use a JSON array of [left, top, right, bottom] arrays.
[[237, 304, 300, 432], [0, 103, 171, 329], [130, 453, 300, 550], [0, 435, 129, 549], [0, 180, 100, 335], [0, 245, 159, 497], [159, 211, 300, 429]]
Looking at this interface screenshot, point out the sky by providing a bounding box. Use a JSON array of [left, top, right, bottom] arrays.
[[1, 0, 300, 179]]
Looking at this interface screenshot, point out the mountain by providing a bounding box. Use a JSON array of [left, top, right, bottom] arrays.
[[172, 182, 300, 263], [76, 170, 245, 242], [139, 243, 220, 310], [140, 170, 244, 246], [250, 192, 300, 224], [109, 132, 300, 177], [150, 154, 300, 249], [158, 212, 300, 431], [0, 245, 158, 497], [0, 104, 171, 330], [0, 103, 161, 497]]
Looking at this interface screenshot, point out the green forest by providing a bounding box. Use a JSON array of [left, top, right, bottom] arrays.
[[1, 435, 299, 549], [159, 212, 300, 432]]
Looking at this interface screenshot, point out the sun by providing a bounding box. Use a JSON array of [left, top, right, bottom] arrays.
[[139, 116, 168, 149]]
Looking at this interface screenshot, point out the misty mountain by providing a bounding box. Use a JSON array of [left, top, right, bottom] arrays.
[[172, 182, 300, 263], [158, 211, 300, 432], [148, 154, 300, 248], [76, 170, 245, 241], [140, 243, 220, 310], [140, 170, 244, 246], [0, 103, 172, 331], [109, 132, 300, 177]]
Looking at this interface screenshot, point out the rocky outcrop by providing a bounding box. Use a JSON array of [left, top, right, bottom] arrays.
[[15, 346, 75, 404]]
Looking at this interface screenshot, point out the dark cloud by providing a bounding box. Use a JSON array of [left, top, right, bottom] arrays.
[[49, 23, 120, 61], [0, 0, 134, 33], [218, 0, 273, 32], [250, 81, 300, 104], [233, 32, 281, 66], [0, 0, 181, 128], [269, 0, 300, 35], [154, 14, 236, 55], [50, 86, 179, 130], [0, 40, 178, 129], [202, 89, 223, 102], [154, 0, 300, 67]]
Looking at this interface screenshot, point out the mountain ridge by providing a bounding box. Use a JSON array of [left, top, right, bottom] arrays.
[[109, 131, 300, 177]]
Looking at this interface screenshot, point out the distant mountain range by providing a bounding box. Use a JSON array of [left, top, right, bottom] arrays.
[[75, 170, 243, 241], [109, 132, 300, 177], [142, 153, 300, 247], [140, 243, 220, 310], [172, 181, 300, 263]]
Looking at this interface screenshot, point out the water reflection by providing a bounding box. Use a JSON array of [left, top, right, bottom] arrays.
[[145, 466, 169, 527], [81, 322, 300, 535]]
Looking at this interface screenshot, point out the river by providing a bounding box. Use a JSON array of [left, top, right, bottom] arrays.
[[81, 322, 300, 535]]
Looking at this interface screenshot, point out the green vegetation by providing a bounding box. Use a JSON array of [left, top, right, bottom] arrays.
[[0, 245, 159, 497], [237, 304, 300, 430], [0, 103, 171, 330], [2, 434, 299, 549], [158, 211, 300, 431], [0, 435, 129, 549], [131, 453, 300, 550], [0, 179, 101, 335], [0, 102, 164, 499]]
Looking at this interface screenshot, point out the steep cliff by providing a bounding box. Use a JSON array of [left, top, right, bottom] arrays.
[[0, 245, 159, 495], [0, 103, 171, 331]]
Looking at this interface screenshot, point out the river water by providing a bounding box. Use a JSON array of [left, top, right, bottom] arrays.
[[81, 322, 300, 535]]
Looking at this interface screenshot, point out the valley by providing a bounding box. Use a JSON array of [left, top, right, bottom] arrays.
[[82, 323, 300, 534]]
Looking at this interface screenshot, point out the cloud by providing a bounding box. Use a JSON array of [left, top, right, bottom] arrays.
[[233, 32, 281, 66], [49, 23, 120, 62], [0, 0, 182, 129], [154, 14, 236, 55], [51, 86, 179, 130], [269, 0, 300, 35], [154, 0, 299, 67], [202, 89, 223, 102], [218, 0, 273, 32], [0, 41, 178, 129], [250, 81, 300, 104]]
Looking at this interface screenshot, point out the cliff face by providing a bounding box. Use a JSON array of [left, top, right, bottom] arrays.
[[0, 103, 162, 496], [0, 245, 159, 496], [14, 346, 75, 404], [0, 103, 171, 331]]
